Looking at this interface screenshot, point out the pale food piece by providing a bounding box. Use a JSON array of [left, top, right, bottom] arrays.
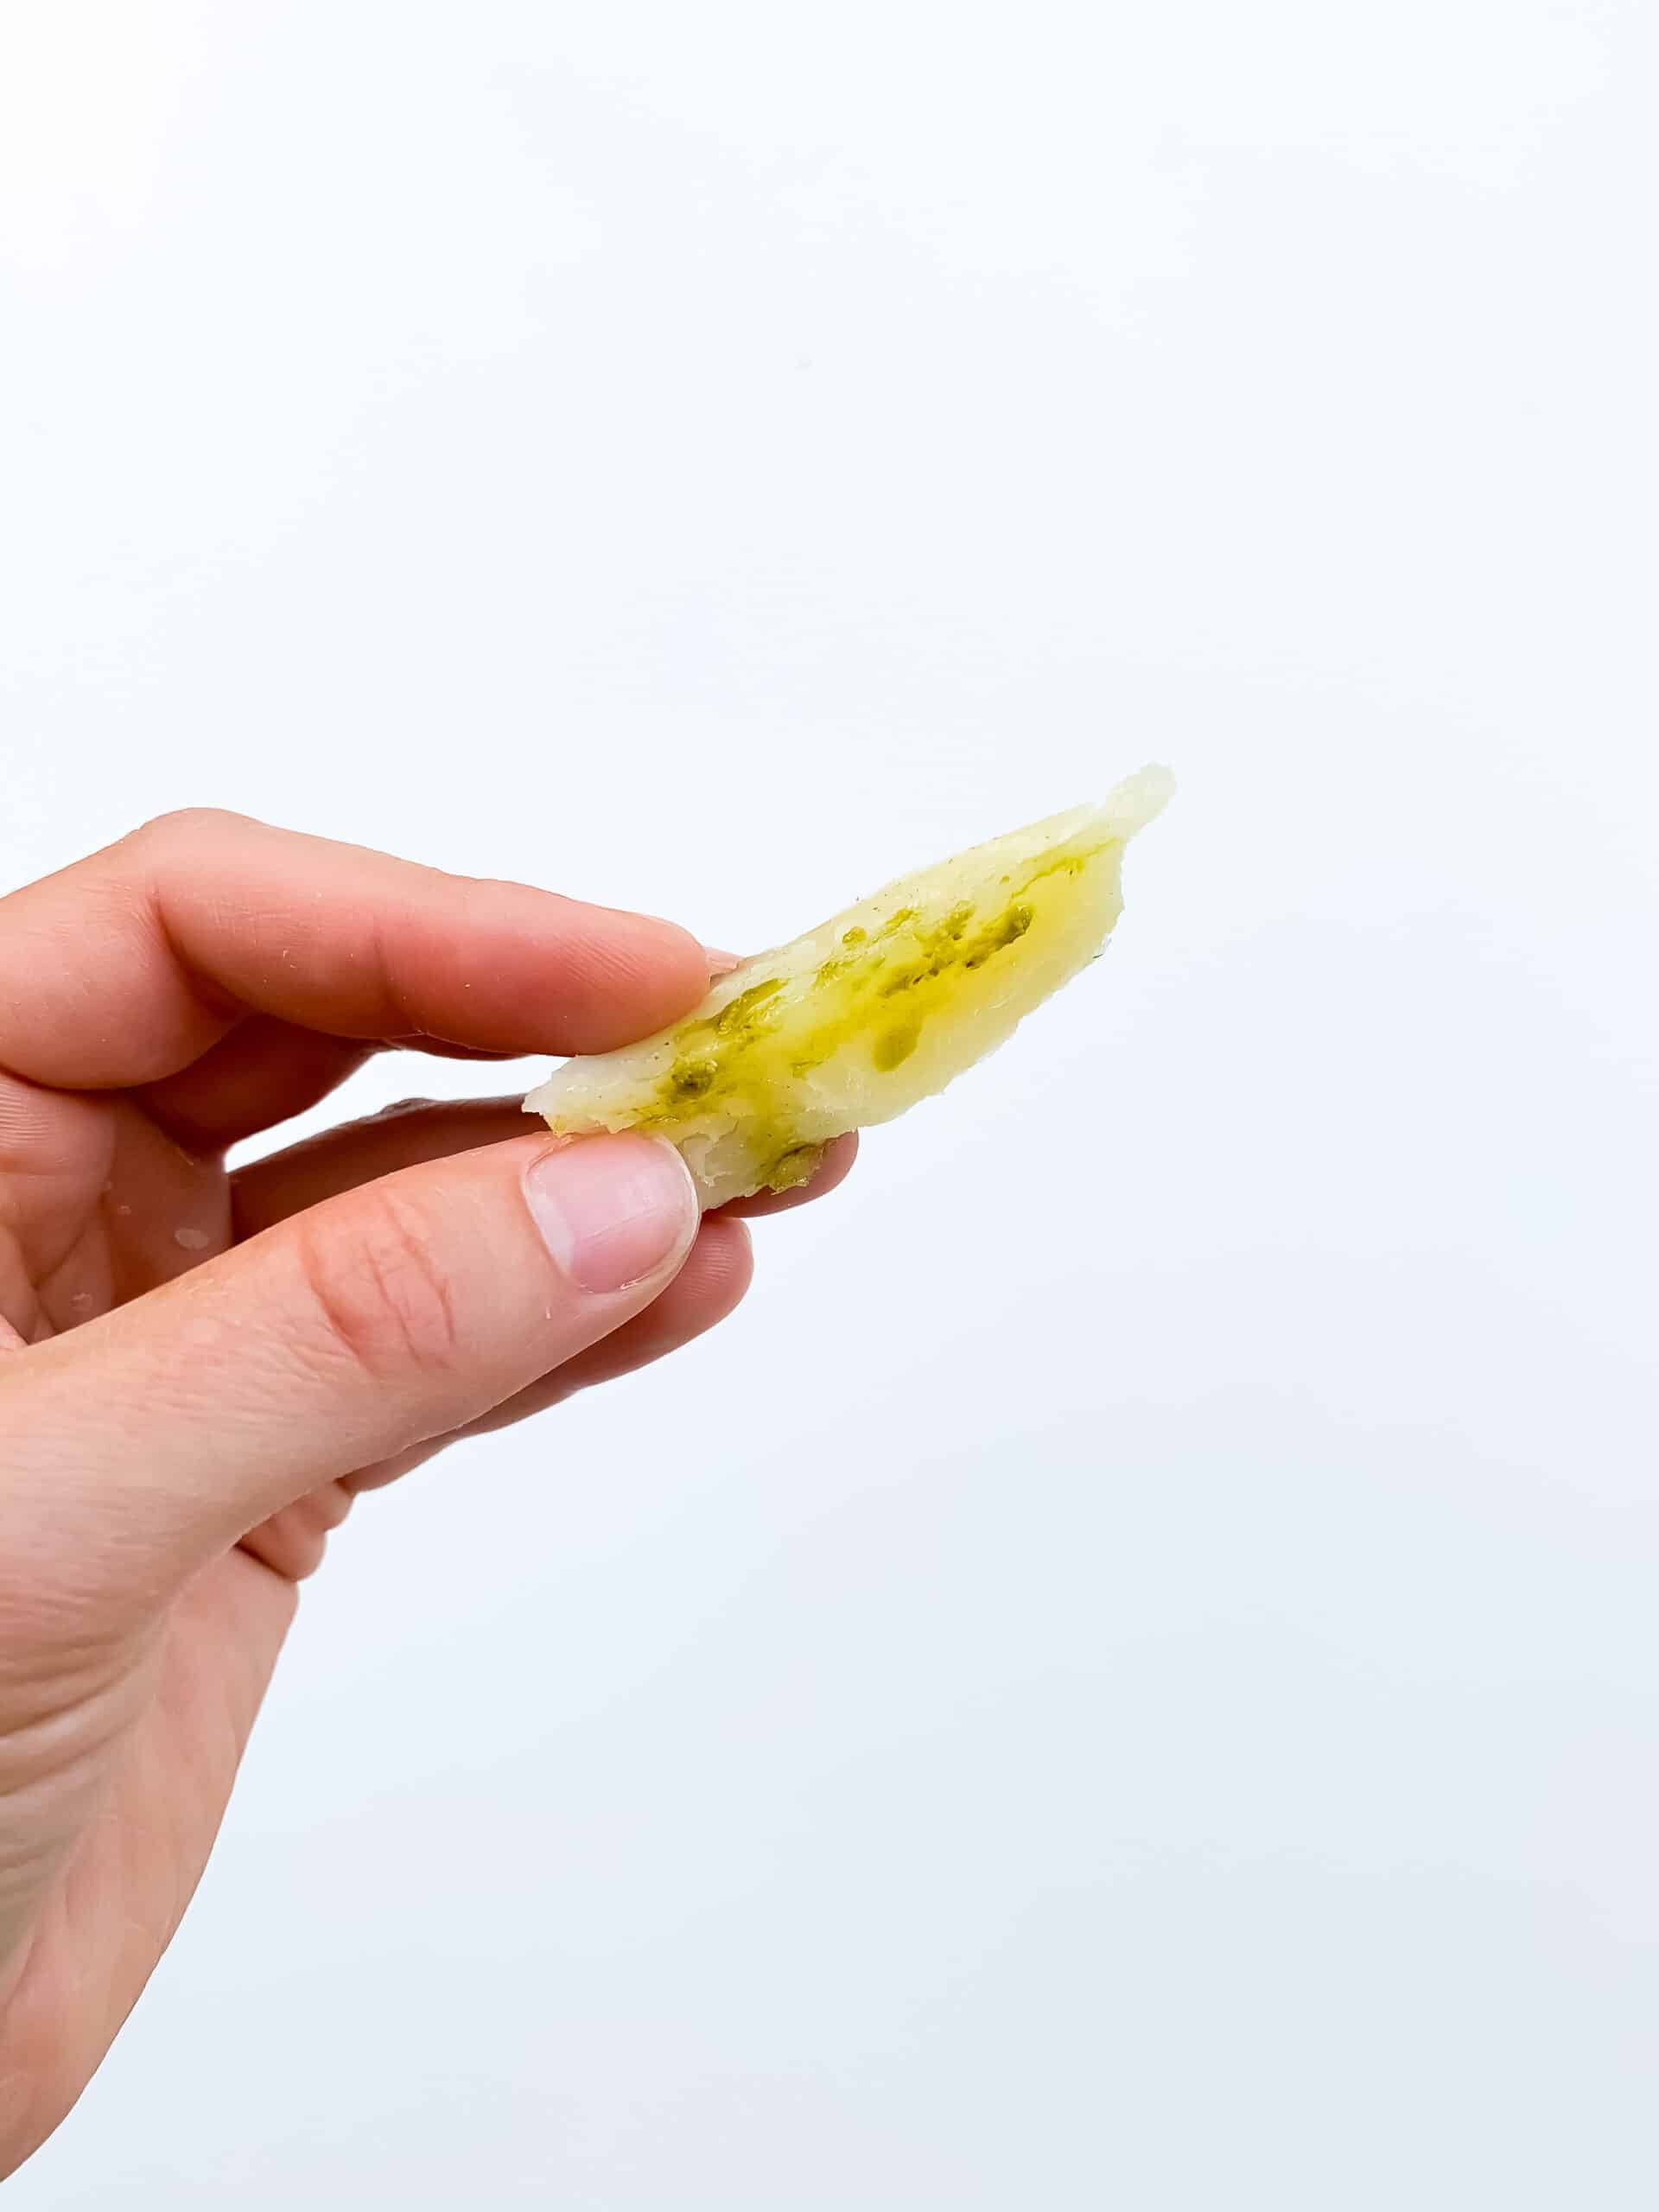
[[525, 764, 1174, 1207]]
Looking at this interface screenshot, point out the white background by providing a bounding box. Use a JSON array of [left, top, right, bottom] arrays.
[[3, 1, 1656, 2202]]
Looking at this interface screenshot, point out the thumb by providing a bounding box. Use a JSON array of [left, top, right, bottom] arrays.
[[1, 1133, 699, 1617]]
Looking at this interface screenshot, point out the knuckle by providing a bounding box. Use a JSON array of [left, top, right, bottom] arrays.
[[290, 1190, 465, 1382], [129, 805, 252, 855], [365, 1096, 438, 1122], [238, 1484, 354, 1584]]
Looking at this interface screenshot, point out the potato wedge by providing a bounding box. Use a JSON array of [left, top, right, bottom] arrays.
[[525, 765, 1173, 1206]]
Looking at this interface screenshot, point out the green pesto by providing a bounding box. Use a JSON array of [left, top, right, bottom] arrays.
[[872, 1019, 921, 1071], [712, 974, 787, 1035], [665, 1058, 717, 1101], [627, 835, 1112, 1188], [765, 1142, 824, 1191], [962, 900, 1033, 970]]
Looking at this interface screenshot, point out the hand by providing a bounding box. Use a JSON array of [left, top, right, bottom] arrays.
[[0, 810, 853, 2173]]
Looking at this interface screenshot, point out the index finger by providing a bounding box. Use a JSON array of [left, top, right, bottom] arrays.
[[0, 810, 710, 1089]]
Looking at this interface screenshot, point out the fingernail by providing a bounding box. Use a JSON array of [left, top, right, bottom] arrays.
[[704, 945, 742, 977], [524, 1135, 698, 1294]]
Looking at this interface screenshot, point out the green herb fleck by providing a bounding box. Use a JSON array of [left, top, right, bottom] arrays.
[[872, 1020, 921, 1071]]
